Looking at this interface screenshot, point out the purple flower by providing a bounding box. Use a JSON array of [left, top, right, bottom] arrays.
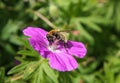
[[23, 27, 87, 72]]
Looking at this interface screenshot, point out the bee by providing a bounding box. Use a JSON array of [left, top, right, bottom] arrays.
[[46, 29, 69, 47]]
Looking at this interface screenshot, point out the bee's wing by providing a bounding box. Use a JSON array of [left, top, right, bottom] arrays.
[[59, 31, 69, 43], [58, 30, 72, 33]]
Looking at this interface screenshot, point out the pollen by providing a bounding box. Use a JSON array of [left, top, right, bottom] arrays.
[[48, 45, 60, 53]]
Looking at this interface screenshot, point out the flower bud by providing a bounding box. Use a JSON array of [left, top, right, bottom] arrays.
[[49, 4, 59, 18]]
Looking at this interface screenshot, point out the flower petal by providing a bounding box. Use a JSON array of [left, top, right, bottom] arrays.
[[23, 27, 48, 44], [23, 27, 47, 38], [48, 51, 78, 72], [23, 27, 49, 58], [67, 40, 87, 58], [29, 38, 49, 58]]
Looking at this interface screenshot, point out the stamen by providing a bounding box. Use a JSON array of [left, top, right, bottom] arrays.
[[48, 45, 60, 53], [48, 40, 60, 53]]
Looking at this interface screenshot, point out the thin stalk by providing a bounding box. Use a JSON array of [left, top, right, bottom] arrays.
[[34, 11, 57, 29]]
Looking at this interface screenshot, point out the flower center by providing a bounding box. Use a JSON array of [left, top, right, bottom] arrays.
[[47, 40, 62, 53], [48, 45, 60, 53]]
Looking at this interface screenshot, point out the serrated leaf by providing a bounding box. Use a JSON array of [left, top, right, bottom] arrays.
[[33, 66, 44, 83], [43, 63, 58, 83], [9, 35, 23, 45], [76, 23, 94, 44], [81, 74, 95, 83], [18, 38, 33, 50], [95, 72, 105, 82], [78, 61, 98, 74], [17, 50, 39, 57], [23, 62, 39, 80], [80, 18, 102, 32], [71, 18, 93, 42], [86, 21, 102, 32], [8, 62, 28, 75]]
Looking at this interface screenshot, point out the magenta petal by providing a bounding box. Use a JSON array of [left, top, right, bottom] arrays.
[[23, 27, 47, 38], [67, 40, 87, 58], [48, 52, 78, 72], [23, 27, 48, 44], [23, 27, 49, 58], [29, 38, 49, 58]]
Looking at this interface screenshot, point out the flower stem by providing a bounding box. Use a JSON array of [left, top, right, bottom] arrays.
[[34, 11, 57, 29]]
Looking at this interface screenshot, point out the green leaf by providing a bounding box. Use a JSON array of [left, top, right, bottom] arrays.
[[95, 72, 105, 83], [23, 62, 39, 80], [8, 62, 29, 75], [80, 17, 102, 32], [78, 61, 98, 74], [9, 35, 23, 45], [1, 20, 22, 40], [107, 56, 120, 65], [18, 38, 33, 50], [9, 80, 27, 83], [85, 21, 102, 32], [81, 74, 96, 83], [115, 74, 120, 83], [33, 66, 44, 83], [0, 67, 5, 83], [43, 63, 59, 83], [106, 3, 114, 19], [17, 50, 39, 57], [104, 63, 114, 83], [77, 23, 94, 44]]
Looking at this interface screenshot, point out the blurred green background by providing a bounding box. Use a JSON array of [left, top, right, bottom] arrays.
[[0, 0, 120, 83]]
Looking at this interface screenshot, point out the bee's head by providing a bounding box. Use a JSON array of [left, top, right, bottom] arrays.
[[46, 34, 53, 41]]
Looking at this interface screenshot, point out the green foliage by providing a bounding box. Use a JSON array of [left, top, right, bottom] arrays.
[[0, 67, 5, 83], [0, 0, 120, 83]]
